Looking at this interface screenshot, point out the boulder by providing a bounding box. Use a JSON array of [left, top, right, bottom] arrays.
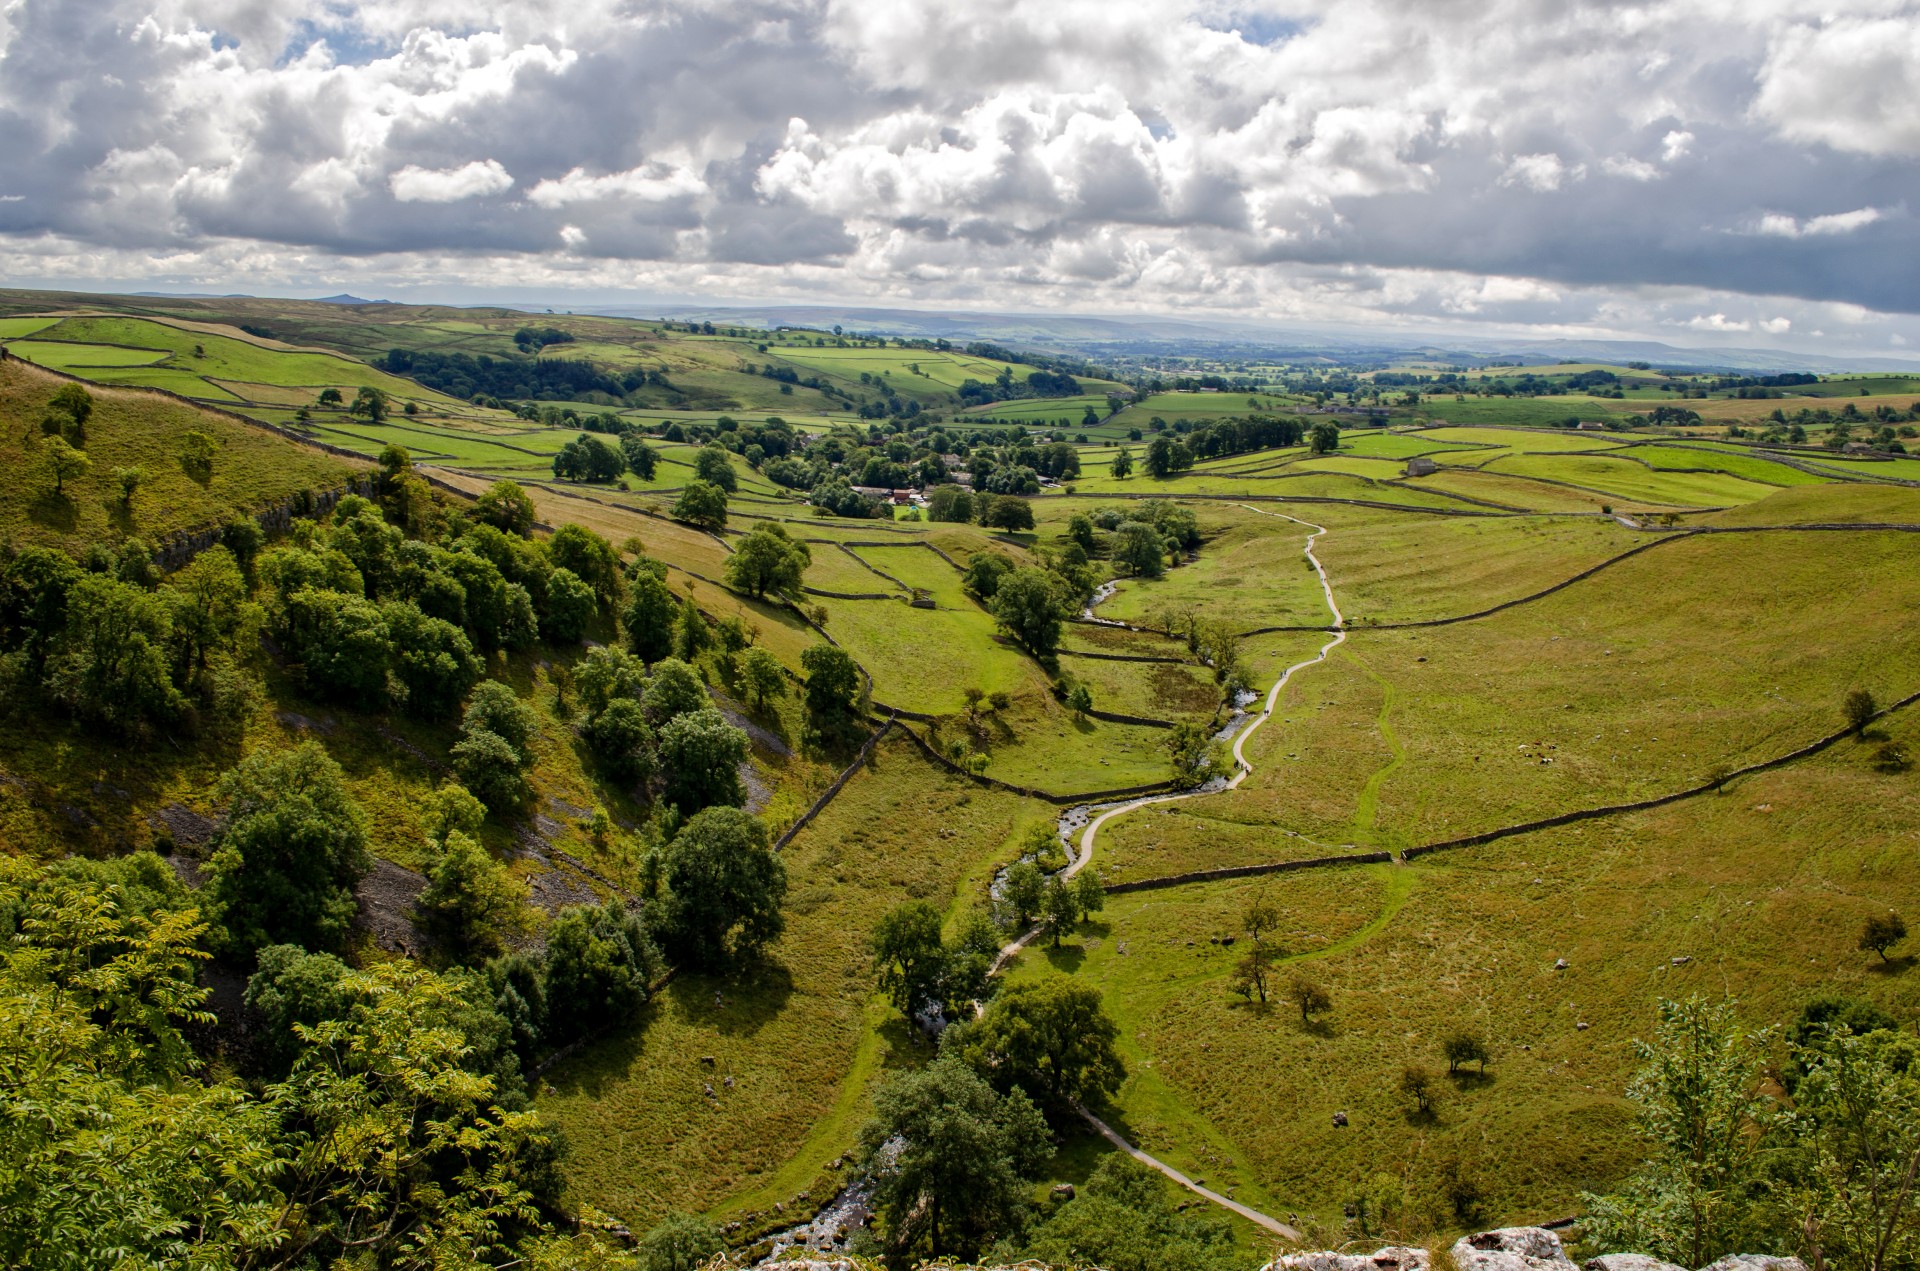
[[1453, 1227, 1578, 1271], [1273, 1247, 1431, 1271], [1586, 1256, 1687, 1271], [1698, 1257, 1808, 1271]]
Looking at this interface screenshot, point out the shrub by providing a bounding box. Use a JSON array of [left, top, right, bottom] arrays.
[[542, 900, 661, 1046], [586, 698, 657, 785], [416, 831, 531, 961]]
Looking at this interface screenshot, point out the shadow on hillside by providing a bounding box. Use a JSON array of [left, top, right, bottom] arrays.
[[1040, 942, 1088, 974], [663, 957, 796, 1038], [28, 490, 76, 533], [1868, 954, 1914, 977], [1448, 1068, 1496, 1091]]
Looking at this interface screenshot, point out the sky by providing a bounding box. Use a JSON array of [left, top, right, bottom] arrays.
[[1, 0, 1918, 356]]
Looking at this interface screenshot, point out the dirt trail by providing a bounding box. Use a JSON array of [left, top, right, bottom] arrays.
[[991, 508, 1345, 1242]]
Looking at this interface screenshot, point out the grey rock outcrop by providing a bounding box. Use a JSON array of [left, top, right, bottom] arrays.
[[1453, 1227, 1578, 1271], [1273, 1246, 1430, 1271], [1585, 1256, 1687, 1271], [1698, 1257, 1808, 1271]]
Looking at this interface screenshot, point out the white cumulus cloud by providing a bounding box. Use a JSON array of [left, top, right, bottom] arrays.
[[390, 160, 514, 203]]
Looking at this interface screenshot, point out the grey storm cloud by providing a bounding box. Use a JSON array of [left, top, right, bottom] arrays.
[[0, 0, 1917, 341]]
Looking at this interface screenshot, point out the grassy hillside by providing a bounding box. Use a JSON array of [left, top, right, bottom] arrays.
[[0, 356, 366, 553]]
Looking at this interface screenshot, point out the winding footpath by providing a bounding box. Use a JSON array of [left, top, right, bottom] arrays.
[[990, 509, 1347, 1242]]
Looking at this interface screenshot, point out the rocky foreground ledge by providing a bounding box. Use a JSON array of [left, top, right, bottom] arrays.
[[1268, 1228, 1808, 1271], [747, 1226, 1811, 1271]]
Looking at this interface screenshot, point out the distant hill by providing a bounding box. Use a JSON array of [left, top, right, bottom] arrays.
[[592, 302, 1920, 374]]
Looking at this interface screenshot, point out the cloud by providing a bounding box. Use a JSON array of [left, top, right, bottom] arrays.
[[526, 165, 707, 207], [0, 0, 1915, 338], [1754, 16, 1920, 157], [1752, 207, 1884, 238], [1501, 154, 1580, 192], [390, 159, 514, 203]]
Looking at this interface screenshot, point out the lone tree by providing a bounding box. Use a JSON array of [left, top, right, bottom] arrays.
[[1291, 974, 1331, 1026], [1843, 688, 1878, 735], [857, 1054, 1051, 1261], [723, 522, 811, 599], [1859, 911, 1907, 962], [870, 899, 948, 1020], [1309, 422, 1341, 454], [41, 435, 88, 494], [671, 479, 729, 530], [1401, 1065, 1437, 1117], [740, 647, 787, 710], [1110, 446, 1134, 479], [957, 978, 1126, 1115], [988, 567, 1065, 658], [800, 642, 862, 740], [660, 805, 787, 968], [1234, 894, 1283, 1004], [1444, 1031, 1490, 1075]]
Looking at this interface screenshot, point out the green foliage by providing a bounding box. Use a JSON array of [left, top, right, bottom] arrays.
[[1776, 1026, 1920, 1271], [955, 977, 1126, 1115], [418, 830, 533, 962], [465, 679, 538, 756], [1859, 911, 1907, 961], [245, 943, 355, 1075], [586, 697, 657, 786], [541, 899, 662, 1047], [623, 568, 678, 662], [204, 741, 372, 956], [694, 444, 738, 492], [643, 656, 708, 723], [552, 432, 626, 483], [980, 494, 1035, 531], [800, 641, 862, 739], [671, 479, 729, 530], [740, 646, 787, 710], [383, 600, 482, 717], [660, 805, 786, 968], [453, 727, 532, 814], [278, 585, 391, 701], [636, 1211, 724, 1271], [40, 433, 89, 494], [1165, 720, 1218, 789], [857, 1053, 1051, 1260], [1310, 421, 1341, 454], [1008, 1154, 1238, 1271], [473, 479, 537, 536], [1580, 996, 1775, 1267], [1444, 1030, 1490, 1074], [44, 572, 188, 732], [658, 707, 749, 813], [621, 434, 659, 480], [1110, 445, 1135, 478], [165, 544, 248, 670], [962, 550, 1015, 599], [547, 523, 623, 613], [1113, 520, 1168, 577], [673, 593, 710, 662], [988, 566, 1065, 657], [723, 522, 811, 599], [542, 566, 598, 643], [927, 484, 975, 522], [870, 899, 947, 1019], [1003, 860, 1044, 927]]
